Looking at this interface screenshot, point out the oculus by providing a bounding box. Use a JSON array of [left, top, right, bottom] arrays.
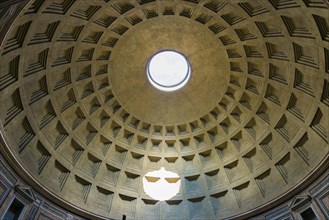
[[147, 50, 191, 92]]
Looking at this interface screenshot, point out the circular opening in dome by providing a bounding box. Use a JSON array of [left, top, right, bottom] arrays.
[[143, 167, 181, 201], [147, 50, 191, 92]]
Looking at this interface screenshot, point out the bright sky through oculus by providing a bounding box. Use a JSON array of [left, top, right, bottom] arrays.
[[147, 50, 191, 92]]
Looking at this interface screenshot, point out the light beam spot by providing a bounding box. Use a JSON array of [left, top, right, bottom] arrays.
[[143, 167, 181, 201]]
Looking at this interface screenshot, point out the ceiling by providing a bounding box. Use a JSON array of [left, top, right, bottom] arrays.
[[0, 0, 328, 219]]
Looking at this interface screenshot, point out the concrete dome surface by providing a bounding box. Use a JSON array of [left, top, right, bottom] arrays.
[[0, 0, 328, 219]]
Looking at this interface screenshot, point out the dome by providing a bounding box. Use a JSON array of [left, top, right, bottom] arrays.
[[0, 0, 328, 219]]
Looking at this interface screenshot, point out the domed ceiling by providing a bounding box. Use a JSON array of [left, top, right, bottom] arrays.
[[0, 0, 328, 219]]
